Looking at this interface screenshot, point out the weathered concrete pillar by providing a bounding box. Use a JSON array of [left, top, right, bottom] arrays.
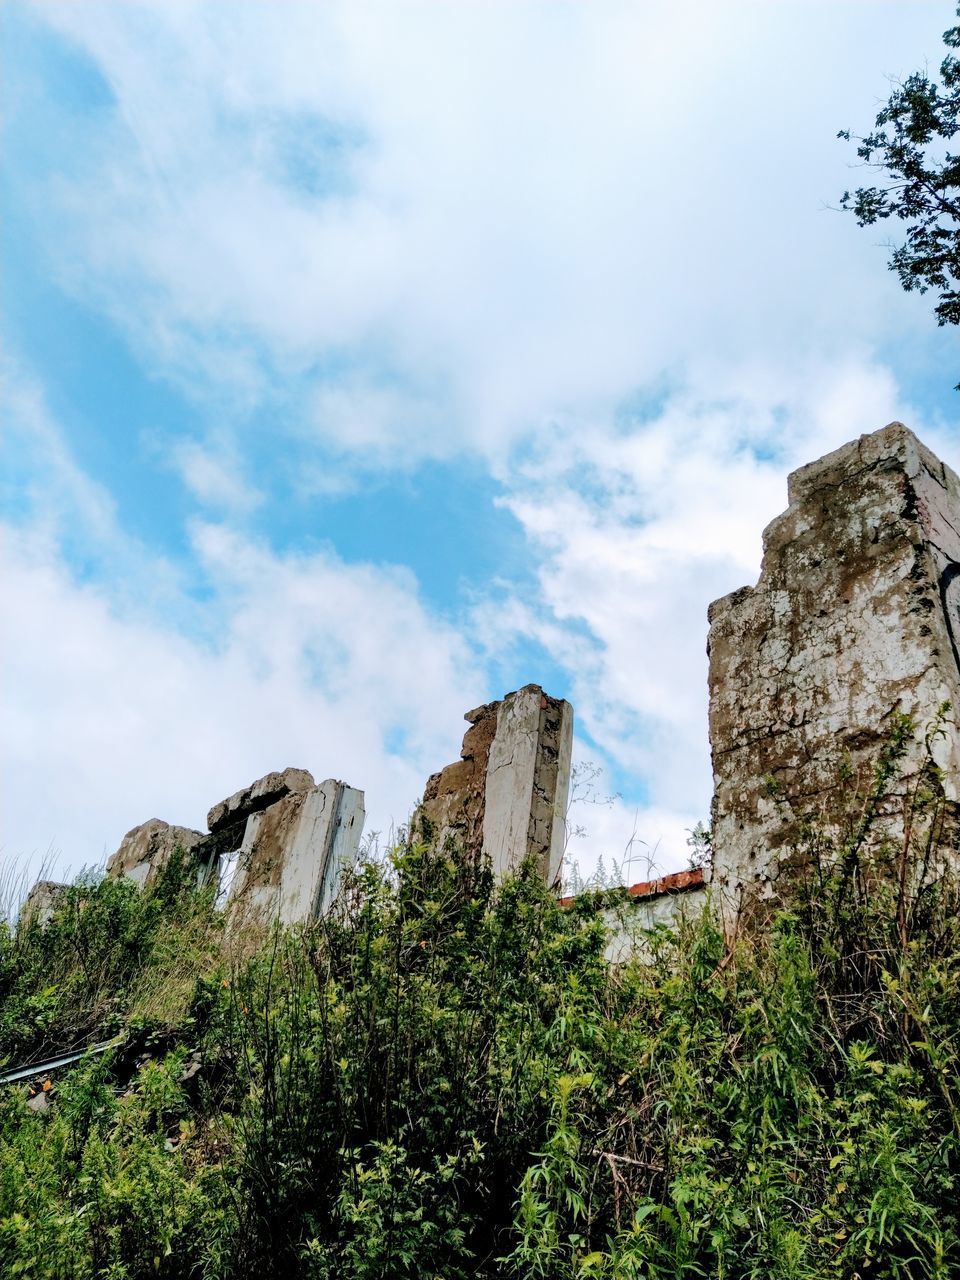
[[106, 818, 204, 889], [708, 422, 960, 899], [417, 684, 574, 886], [195, 769, 365, 935], [20, 880, 68, 929]]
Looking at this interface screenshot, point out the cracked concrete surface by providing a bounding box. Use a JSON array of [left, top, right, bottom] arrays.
[[708, 422, 960, 899], [417, 684, 573, 884], [218, 778, 365, 941]]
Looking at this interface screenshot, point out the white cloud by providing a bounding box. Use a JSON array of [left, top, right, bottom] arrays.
[[0, 516, 487, 876], [28, 1, 951, 463], [169, 438, 262, 513], [481, 358, 957, 872], [0, 368, 487, 878], [0, 357, 187, 616], [563, 797, 703, 889]]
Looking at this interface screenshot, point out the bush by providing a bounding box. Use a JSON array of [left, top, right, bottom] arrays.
[[1, 733, 959, 1277], [0, 847, 223, 1067]]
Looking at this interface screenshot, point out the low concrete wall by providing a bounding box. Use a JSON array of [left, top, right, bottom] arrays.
[[561, 869, 709, 963]]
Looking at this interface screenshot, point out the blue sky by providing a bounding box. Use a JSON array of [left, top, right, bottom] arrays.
[[2, 0, 958, 884]]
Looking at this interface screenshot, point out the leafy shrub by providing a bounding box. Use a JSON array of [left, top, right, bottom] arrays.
[[0, 845, 222, 1063], [1, 729, 960, 1277]]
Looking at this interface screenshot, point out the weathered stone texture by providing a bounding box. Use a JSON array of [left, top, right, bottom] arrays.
[[418, 684, 573, 885], [420, 702, 499, 862], [708, 422, 960, 900], [20, 880, 68, 929], [208, 777, 365, 938], [207, 767, 315, 834], [105, 819, 204, 890]]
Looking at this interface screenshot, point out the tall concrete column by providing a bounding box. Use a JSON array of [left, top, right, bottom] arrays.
[[418, 684, 574, 886], [708, 422, 960, 899]]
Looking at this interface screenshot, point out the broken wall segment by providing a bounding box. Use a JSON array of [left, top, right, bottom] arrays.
[[418, 684, 573, 886], [210, 778, 365, 938], [105, 819, 204, 890], [101, 768, 365, 934], [708, 422, 960, 901], [557, 869, 708, 962]]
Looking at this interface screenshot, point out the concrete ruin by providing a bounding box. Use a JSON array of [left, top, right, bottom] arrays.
[[415, 684, 574, 886], [21, 685, 577, 936], [199, 773, 365, 936], [20, 880, 69, 929], [105, 819, 204, 889], [91, 768, 365, 936], [708, 422, 960, 901], [206, 768, 315, 836], [22, 820, 207, 928], [27, 423, 960, 953]]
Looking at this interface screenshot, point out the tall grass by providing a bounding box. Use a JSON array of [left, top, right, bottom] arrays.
[[0, 846, 222, 1064], [0, 849, 64, 931]]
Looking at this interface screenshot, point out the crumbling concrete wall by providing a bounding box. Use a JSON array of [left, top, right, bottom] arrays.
[[417, 684, 573, 886], [106, 819, 204, 889], [208, 776, 365, 937], [98, 767, 364, 935], [708, 422, 960, 901]]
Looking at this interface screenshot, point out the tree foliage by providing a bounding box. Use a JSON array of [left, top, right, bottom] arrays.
[[839, 5, 960, 365]]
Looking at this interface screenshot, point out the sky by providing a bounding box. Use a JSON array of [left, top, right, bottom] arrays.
[[2, 0, 958, 889]]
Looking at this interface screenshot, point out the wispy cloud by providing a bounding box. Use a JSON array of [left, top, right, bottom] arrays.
[[168, 438, 262, 513]]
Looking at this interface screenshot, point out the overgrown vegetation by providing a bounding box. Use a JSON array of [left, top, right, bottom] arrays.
[[2, 724, 960, 1278], [0, 848, 222, 1066]]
